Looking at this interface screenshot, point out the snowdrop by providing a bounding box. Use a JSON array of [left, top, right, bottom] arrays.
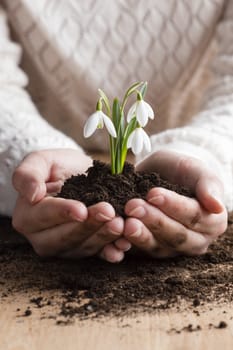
[[84, 110, 116, 138], [83, 82, 154, 174], [127, 127, 151, 155], [127, 94, 154, 127]]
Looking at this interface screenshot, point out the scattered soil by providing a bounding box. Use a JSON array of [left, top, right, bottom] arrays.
[[57, 160, 192, 217], [23, 308, 32, 317], [169, 324, 202, 334], [0, 214, 233, 325], [216, 321, 228, 329], [169, 320, 228, 334]]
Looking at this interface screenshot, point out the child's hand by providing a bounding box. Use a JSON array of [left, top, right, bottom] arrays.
[[122, 150, 228, 258], [12, 149, 130, 262]]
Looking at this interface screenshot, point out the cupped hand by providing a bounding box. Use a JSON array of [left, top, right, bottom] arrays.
[[123, 150, 228, 258], [12, 149, 130, 262]]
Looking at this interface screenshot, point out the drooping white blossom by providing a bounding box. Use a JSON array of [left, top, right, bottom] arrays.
[[127, 99, 154, 127], [84, 110, 117, 138], [127, 127, 151, 155]]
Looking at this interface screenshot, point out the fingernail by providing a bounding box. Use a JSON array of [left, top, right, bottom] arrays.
[[123, 242, 132, 251], [148, 195, 164, 206], [109, 229, 121, 236], [96, 213, 113, 221], [208, 187, 223, 204], [130, 228, 141, 238], [210, 190, 223, 204], [116, 254, 124, 263], [128, 206, 145, 218]]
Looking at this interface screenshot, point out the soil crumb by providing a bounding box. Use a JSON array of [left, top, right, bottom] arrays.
[[216, 321, 228, 329]]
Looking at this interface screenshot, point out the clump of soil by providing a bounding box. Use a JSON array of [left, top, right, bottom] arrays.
[[58, 160, 192, 217], [0, 215, 233, 324]]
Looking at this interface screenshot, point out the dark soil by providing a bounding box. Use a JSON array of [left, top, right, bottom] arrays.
[[57, 160, 192, 217], [0, 214, 233, 325]]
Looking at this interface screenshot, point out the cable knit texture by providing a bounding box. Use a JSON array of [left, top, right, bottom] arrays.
[[0, 0, 233, 215]]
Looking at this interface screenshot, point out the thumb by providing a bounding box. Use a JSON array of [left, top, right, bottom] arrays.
[[12, 152, 49, 203], [196, 177, 225, 214]]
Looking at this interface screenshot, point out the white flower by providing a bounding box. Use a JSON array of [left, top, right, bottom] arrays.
[[127, 99, 154, 127], [84, 111, 117, 138], [127, 128, 151, 155]]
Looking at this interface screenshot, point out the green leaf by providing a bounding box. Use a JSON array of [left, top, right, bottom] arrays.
[[112, 98, 121, 130], [123, 116, 138, 141], [111, 98, 123, 173], [120, 116, 138, 170], [139, 81, 148, 99], [124, 81, 143, 99], [121, 82, 144, 114], [98, 88, 111, 115]]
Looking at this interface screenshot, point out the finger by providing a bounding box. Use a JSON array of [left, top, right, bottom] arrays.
[[195, 176, 225, 214], [29, 221, 87, 257], [14, 201, 116, 259], [162, 154, 225, 214], [64, 216, 125, 258], [136, 150, 225, 213], [124, 217, 159, 254], [12, 197, 88, 234], [114, 238, 132, 252], [12, 152, 49, 203], [125, 203, 209, 255], [30, 202, 115, 257], [124, 217, 179, 258], [146, 188, 227, 235], [12, 150, 92, 203], [29, 215, 114, 258], [46, 180, 64, 194], [99, 244, 125, 263], [85, 202, 116, 233]]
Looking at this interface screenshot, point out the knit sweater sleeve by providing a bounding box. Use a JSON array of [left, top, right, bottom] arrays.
[[0, 6, 83, 217], [141, 0, 233, 211]]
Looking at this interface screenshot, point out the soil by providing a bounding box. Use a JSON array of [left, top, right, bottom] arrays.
[[57, 160, 192, 217], [0, 214, 233, 325]]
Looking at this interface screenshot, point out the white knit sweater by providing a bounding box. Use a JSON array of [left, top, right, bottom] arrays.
[[0, 0, 233, 216]]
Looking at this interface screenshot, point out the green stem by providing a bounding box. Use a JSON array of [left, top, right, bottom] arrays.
[[120, 146, 128, 172], [110, 136, 115, 174]]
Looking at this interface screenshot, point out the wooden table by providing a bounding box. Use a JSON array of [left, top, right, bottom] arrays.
[[0, 299, 232, 350], [0, 216, 233, 350]]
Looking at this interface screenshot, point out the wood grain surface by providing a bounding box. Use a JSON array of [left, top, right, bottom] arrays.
[[0, 295, 232, 350]]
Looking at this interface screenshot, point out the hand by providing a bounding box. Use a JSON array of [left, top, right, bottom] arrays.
[[123, 150, 228, 258], [12, 149, 130, 262]]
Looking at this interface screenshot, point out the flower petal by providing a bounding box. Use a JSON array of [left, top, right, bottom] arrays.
[[83, 112, 101, 138], [132, 129, 143, 154], [141, 128, 151, 152], [127, 102, 137, 123], [145, 102, 154, 120], [127, 130, 135, 149], [102, 114, 117, 137], [127, 128, 151, 155], [136, 101, 148, 127]]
